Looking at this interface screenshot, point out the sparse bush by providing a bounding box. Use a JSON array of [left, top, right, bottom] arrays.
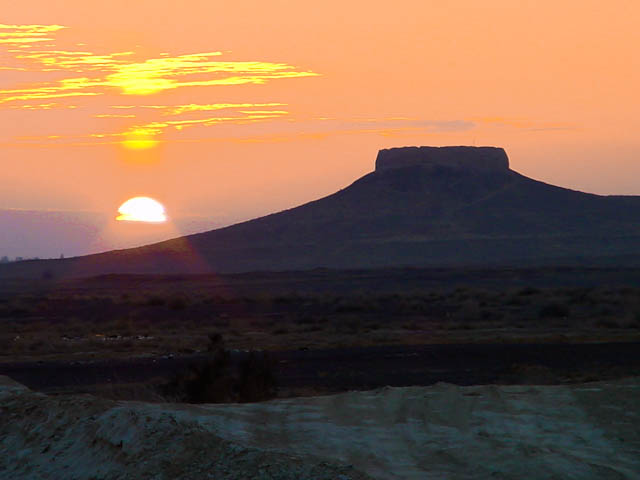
[[596, 319, 621, 329], [274, 295, 295, 304], [146, 295, 165, 306], [111, 317, 134, 336], [506, 295, 528, 306], [237, 351, 277, 402], [336, 317, 362, 334], [517, 287, 540, 296], [294, 315, 316, 325], [598, 305, 615, 316], [168, 297, 188, 310], [161, 336, 276, 403], [207, 332, 223, 351], [457, 299, 481, 321], [27, 338, 52, 352], [162, 348, 235, 403], [402, 321, 421, 330], [302, 324, 324, 332], [334, 303, 366, 313], [538, 303, 570, 318]]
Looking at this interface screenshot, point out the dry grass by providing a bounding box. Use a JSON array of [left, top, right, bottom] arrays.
[[1, 282, 639, 362]]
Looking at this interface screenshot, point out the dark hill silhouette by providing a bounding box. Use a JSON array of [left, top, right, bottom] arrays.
[[3, 146, 640, 279]]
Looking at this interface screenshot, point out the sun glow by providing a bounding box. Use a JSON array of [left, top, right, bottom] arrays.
[[121, 128, 159, 150], [116, 197, 167, 222]]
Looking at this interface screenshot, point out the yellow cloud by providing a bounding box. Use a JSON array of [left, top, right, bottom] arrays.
[[162, 103, 286, 115], [122, 108, 290, 136], [23, 105, 291, 148], [14, 50, 134, 71], [239, 110, 288, 115], [104, 54, 317, 95], [1, 47, 316, 104], [0, 91, 100, 104], [0, 24, 66, 46], [10, 103, 77, 110], [93, 113, 136, 118], [1, 24, 317, 146]]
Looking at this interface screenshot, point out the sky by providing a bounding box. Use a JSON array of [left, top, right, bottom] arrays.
[[1, 1, 640, 258]]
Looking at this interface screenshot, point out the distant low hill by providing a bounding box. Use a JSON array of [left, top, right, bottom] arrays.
[[0, 209, 219, 260], [4, 146, 640, 279]]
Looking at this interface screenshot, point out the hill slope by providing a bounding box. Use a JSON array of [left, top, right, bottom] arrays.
[[3, 146, 640, 278]]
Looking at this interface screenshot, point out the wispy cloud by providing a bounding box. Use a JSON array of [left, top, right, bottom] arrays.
[[110, 102, 287, 115], [93, 113, 136, 118], [12, 50, 135, 72], [9, 103, 78, 110], [0, 24, 318, 148], [473, 117, 576, 131], [0, 24, 66, 46], [5, 24, 564, 150], [12, 103, 292, 147], [0, 49, 317, 104]]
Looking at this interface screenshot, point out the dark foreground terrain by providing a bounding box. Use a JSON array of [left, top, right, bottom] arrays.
[[5, 375, 638, 479], [2, 268, 639, 478], [2, 342, 639, 400], [1, 266, 639, 401]]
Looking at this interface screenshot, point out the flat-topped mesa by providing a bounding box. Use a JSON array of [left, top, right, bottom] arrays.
[[375, 146, 510, 173]]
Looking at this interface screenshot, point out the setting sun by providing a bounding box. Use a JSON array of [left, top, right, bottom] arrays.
[[121, 128, 159, 150], [116, 196, 167, 222]]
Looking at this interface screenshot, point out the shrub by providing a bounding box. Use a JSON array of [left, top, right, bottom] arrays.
[[207, 332, 223, 350], [146, 295, 165, 306], [518, 287, 540, 296], [237, 351, 277, 402], [161, 336, 276, 403], [538, 303, 570, 318], [596, 319, 621, 329], [168, 297, 188, 310], [162, 348, 235, 403]]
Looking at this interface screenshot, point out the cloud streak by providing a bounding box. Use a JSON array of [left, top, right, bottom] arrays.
[[473, 117, 575, 131], [0, 24, 319, 147], [3, 24, 563, 150], [0, 24, 66, 46], [0, 50, 317, 103]]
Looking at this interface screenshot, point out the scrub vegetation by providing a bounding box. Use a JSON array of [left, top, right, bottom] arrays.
[[1, 269, 639, 361]]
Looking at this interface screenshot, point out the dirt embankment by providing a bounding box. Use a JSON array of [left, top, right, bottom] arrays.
[[2, 376, 639, 479], [0, 376, 370, 480]]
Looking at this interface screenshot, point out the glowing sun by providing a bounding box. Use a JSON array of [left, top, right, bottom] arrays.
[[116, 197, 167, 222], [121, 128, 159, 150]]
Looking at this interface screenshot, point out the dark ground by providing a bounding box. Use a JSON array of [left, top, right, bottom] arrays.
[[1, 266, 639, 400], [2, 342, 639, 399]]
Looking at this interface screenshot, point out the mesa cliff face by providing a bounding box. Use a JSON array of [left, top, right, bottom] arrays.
[[375, 146, 510, 172], [3, 146, 640, 278]]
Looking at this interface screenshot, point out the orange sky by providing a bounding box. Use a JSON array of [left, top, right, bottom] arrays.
[[2, 1, 640, 255]]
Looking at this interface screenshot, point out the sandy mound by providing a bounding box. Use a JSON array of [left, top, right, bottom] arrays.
[[0, 378, 369, 480], [1, 376, 639, 479]]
